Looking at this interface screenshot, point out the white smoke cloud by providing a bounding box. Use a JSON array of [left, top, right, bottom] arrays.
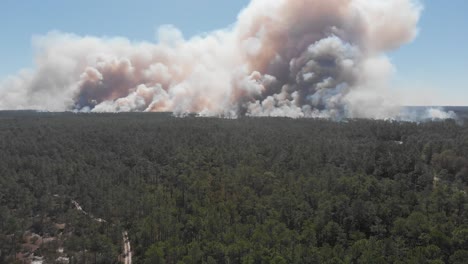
[[398, 107, 458, 122], [0, 0, 455, 120]]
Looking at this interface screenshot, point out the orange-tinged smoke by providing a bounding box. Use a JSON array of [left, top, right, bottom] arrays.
[[1, 0, 448, 120]]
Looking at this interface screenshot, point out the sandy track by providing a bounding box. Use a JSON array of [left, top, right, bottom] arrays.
[[122, 231, 132, 264]]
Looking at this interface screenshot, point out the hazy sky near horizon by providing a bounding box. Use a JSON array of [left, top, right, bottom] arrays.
[[0, 0, 467, 106]]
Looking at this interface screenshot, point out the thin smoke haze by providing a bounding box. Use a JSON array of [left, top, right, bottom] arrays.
[[0, 0, 456, 120]]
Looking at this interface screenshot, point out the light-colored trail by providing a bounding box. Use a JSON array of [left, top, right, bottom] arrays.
[[72, 199, 130, 263], [123, 231, 132, 264]]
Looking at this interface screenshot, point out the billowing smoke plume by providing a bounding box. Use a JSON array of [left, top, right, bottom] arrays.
[[0, 0, 451, 119]]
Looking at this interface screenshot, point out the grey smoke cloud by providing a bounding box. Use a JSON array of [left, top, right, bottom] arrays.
[[0, 0, 452, 120]]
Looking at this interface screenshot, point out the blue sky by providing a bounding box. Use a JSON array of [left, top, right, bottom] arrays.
[[389, 0, 468, 105], [1, 0, 466, 105]]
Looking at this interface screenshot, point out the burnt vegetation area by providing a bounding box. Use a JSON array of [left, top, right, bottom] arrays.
[[0, 111, 468, 263]]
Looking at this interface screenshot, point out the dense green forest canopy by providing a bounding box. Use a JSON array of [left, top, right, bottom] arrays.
[[0, 111, 468, 263]]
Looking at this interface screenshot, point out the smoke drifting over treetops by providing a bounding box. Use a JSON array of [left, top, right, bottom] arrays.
[[0, 0, 456, 120]]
